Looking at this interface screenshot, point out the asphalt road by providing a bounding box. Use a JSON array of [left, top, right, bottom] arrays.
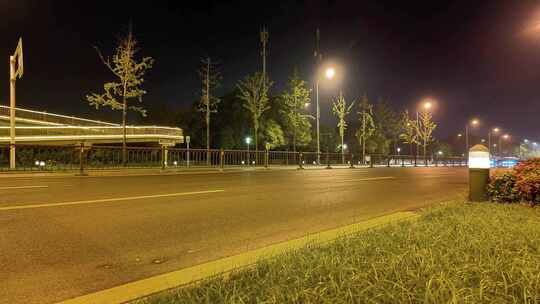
[[0, 167, 467, 304]]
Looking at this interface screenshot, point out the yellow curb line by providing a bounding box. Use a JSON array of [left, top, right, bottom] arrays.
[[58, 211, 419, 304]]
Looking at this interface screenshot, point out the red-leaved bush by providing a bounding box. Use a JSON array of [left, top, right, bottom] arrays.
[[488, 158, 540, 205]]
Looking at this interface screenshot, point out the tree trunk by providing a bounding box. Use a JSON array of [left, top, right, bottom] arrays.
[[341, 135, 344, 164], [122, 95, 127, 167], [254, 125, 258, 165], [206, 59, 211, 166], [293, 131, 296, 153], [206, 111, 210, 166]]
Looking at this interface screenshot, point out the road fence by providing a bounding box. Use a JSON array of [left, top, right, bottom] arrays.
[[0, 144, 468, 172]]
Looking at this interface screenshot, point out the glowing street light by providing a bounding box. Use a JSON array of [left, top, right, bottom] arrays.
[[304, 102, 310, 108], [397, 147, 401, 156], [325, 67, 335, 79]]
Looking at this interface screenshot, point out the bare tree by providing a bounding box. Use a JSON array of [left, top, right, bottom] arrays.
[[332, 91, 354, 164], [237, 72, 272, 161], [197, 57, 221, 165], [416, 110, 437, 159], [87, 26, 154, 166], [356, 94, 375, 164], [399, 109, 418, 156]]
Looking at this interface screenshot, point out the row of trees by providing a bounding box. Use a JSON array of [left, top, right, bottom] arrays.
[[85, 27, 440, 165]]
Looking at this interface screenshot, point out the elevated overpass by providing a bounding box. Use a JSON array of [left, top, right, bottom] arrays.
[[0, 105, 184, 146]]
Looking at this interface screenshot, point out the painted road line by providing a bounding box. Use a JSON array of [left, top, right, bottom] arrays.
[[0, 190, 225, 211], [339, 176, 396, 182], [58, 211, 419, 304], [0, 185, 49, 190]]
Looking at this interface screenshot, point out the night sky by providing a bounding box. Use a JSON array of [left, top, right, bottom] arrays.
[[1, 0, 540, 141]]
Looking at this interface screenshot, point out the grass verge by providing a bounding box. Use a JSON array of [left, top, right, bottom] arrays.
[[139, 202, 540, 303]]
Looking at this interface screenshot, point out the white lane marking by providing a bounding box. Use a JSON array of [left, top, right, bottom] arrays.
[[339, 177, 396, 182], [0, 185, 49, 190], [0, 189, 225, 211]]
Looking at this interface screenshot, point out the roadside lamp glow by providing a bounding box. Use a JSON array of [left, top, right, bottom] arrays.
[[471, 119, 479, 125], [245, 137, 252, 144], [534, 142, 538, 146], [457, 133, 462, 137], [481, 139, 486, 143], [173, 161, 178, 166], [503, 134, 509, 139], [493, 127, 500, 133], [468, 144, 490, 202], [423, 102, 432, 110], [438, 151, 443, 155], [312, 161, 316, 165], [325, 67, 335, 79], [40, 161, 45, 167], [343, 144, 348, 150], [524, 139, 529, 143], [35, 160, 40, 166], [241, 160, 245, 165]]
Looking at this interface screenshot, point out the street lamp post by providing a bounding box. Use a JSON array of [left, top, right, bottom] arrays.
[[465, 119, 479, 157], [488, 127, 500, 156], [500, 134, 509, 156], [246, 137, 252, 166], [315, 67, 335, 165]]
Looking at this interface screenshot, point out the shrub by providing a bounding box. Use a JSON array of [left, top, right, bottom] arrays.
[[487, 172, 519, 203], [488, 158, 540, 205]]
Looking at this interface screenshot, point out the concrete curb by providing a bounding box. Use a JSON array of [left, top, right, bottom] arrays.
[[57, 211, 419, 304], [0, 165, 365, 178]]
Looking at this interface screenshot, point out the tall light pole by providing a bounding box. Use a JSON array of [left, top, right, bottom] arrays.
[[314, 66, 335, 165], [9, 38, 23, 170], [466, 119, 479, 156], [246, 136, 252, 165], [500, 134, 509, 156], [488, 127, 500, 156]]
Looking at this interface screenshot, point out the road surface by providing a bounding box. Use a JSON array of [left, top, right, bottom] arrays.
[[0, 167, 467, 303]]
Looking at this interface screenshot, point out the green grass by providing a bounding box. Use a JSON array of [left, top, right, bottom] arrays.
[[141, 202, 540, 304]]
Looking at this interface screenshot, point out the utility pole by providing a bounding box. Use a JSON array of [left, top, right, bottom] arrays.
[[9, 38, 23, 170], [205, 57, 211, 165], [314, 28, 322, 164], [259, 27, 269, 165]]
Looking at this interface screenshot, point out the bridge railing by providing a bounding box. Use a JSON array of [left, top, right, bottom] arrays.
[[0, 105, 118, 126], [0, 145, 469, 172], [0, 125, 183, 139]]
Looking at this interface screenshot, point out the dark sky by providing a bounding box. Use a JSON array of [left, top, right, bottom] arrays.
[[1, 0, 540, 141]]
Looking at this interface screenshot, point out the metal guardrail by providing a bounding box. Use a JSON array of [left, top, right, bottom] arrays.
[[0, 126, 182, 137], [0, 145, 469, 172]]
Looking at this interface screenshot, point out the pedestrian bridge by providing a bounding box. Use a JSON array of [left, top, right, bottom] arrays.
[[0, 105, 183, 146]]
